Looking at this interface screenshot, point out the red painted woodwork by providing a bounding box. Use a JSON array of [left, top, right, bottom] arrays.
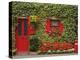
[[15, 17, 30, 53], [58, 22, 64, 36], [45, 19, 51, 33], [29, 25, 35, 35], [27, 16, 31, 35]]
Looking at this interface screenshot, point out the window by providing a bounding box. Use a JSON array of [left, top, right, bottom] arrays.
[[18, 20, 22, 36], [24, 19, 28, 35]]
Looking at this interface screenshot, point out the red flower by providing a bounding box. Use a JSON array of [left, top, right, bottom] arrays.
[[74, 40, 78, 53], [51, 42, 60, 50], [39, 42, 51, 52]]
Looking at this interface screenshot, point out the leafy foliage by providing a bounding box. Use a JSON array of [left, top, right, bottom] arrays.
[[30, 36, 41, 51]]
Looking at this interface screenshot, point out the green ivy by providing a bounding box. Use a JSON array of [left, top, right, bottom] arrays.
[[11, 2, 78, 43]]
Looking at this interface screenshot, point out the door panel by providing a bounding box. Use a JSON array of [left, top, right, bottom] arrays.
[[15, 17, 29, 53]]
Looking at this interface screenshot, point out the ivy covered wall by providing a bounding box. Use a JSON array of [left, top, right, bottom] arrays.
[[11, 2, 78, 44]]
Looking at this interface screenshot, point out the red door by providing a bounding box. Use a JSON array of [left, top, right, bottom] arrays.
[[15, 17, 30, 53]]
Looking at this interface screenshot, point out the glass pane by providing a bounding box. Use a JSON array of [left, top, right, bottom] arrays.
[[51, 21, 58, 26], [24, 19, 28, 35], [18, 20, 22, 36]]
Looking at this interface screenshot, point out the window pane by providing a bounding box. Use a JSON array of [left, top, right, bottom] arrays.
[[51, 21, 58, 26], [18, 20, 22, 36], [24, 19, 28, 35]]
